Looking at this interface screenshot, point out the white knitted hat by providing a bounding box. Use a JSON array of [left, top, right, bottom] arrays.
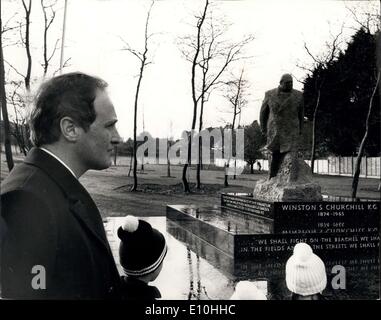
[[230, 281, 267, 300], [286, 243, 327, 296]]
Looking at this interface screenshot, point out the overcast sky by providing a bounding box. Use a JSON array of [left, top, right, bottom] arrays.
[[3, 0, 379, 140]]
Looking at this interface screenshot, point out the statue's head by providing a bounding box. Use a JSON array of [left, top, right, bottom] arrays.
[[279, 74, 293, 92]]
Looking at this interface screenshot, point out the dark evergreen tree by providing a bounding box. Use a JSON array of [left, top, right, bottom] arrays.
[[303, 28, 380, 156], [244, 121, 265, 174]]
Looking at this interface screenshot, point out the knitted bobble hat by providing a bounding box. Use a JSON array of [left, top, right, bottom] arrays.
[[286, 243, 327, 296], [117, 215, 167, 277]]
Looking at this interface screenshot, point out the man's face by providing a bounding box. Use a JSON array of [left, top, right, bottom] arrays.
[[77, 89, 121, 171]]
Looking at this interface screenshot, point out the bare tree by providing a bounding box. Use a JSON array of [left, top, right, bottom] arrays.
[[180, 0, 253, 191], [351, 71, 380, 198], [1, 3, 32, 160], [3, 0, 33, 154], [21, 0, 32, 91], [4, 0, 64, 153], [178, 0, 209, 193], [41, 0, 60, 77], [120, 1, 154, 191], [351, 1, 381, 198], [297, 26, 343, 173], [222, 67, 248, 185], [345, 0, 380, 34], [3, 1, 33, 90], [7, 81, 29, 155], [1, 5, 14, 170]]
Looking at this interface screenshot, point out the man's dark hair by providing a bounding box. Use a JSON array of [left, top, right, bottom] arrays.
[[29, 72, 108, 147]]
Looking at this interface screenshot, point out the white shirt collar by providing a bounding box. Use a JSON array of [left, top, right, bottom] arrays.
[[39, 147, 77, 179]]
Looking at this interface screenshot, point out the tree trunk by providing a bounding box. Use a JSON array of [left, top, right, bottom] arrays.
[[196, 90, 206, 190], [42, 0, 48, 76], [132, 138, 137, 191], [127, 155, 132, 177], [310, 89, 321, 174], [224, 164, 229, 187], [22, 0, 32, 91], [182, 0, 208, 193], [167, 140, 171, 177], [0, 15, 14, 171], [250, 163, 254, 174], [131, 54, 146, 191], [19, 124, 27, 156], [182, 162, 190, 192], [128, 3, 152, 191], [196, 165, 201, 189], [113, 145, 117, 166], [351, 71, 380, 199], [131, 70, 144, 191], [196, 137, 201, 189], [230, 70, 242, 181], [182, 133, 192, 192], [167, 159, 171, 177]]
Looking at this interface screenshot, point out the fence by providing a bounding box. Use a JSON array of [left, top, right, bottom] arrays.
[[112, 154, 380, 178], [215, 156, 380, 179], [305, 156, 380, 179]]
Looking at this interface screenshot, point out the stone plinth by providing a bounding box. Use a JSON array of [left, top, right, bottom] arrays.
[[253, 154, 322, 202]]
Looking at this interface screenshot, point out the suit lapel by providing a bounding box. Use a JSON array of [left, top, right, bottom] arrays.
[[24, 148, 112, 254]]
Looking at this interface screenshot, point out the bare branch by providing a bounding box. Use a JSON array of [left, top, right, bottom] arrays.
[[296, 62, 314, 73], [2, 12, 18, 32], [303, 42, 320, 65], [2, 13, 21, 36], [345, 3, 371, 33], [4, 60, 26, 79], [299, 23, 345, 84], [327, 23, 344, 64], [2, 39, 22, 48], [52, 57, 71, 76], [47, 38, 60, 63], [18, 21, 25, 46], [119, 36, 144, 61]]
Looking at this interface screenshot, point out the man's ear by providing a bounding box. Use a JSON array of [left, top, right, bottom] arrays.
[[60, 117, 82, 142]]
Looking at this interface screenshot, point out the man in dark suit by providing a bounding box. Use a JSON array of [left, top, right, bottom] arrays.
[[1, 72, 122, 299]]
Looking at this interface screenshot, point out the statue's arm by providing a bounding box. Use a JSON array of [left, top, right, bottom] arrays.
[[260, 94, 269, 135]]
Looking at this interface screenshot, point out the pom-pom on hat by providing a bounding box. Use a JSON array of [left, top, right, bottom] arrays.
[[230, 281, 267, 300], [117, 215, 167, 277], [286, 242, 327, 296]]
